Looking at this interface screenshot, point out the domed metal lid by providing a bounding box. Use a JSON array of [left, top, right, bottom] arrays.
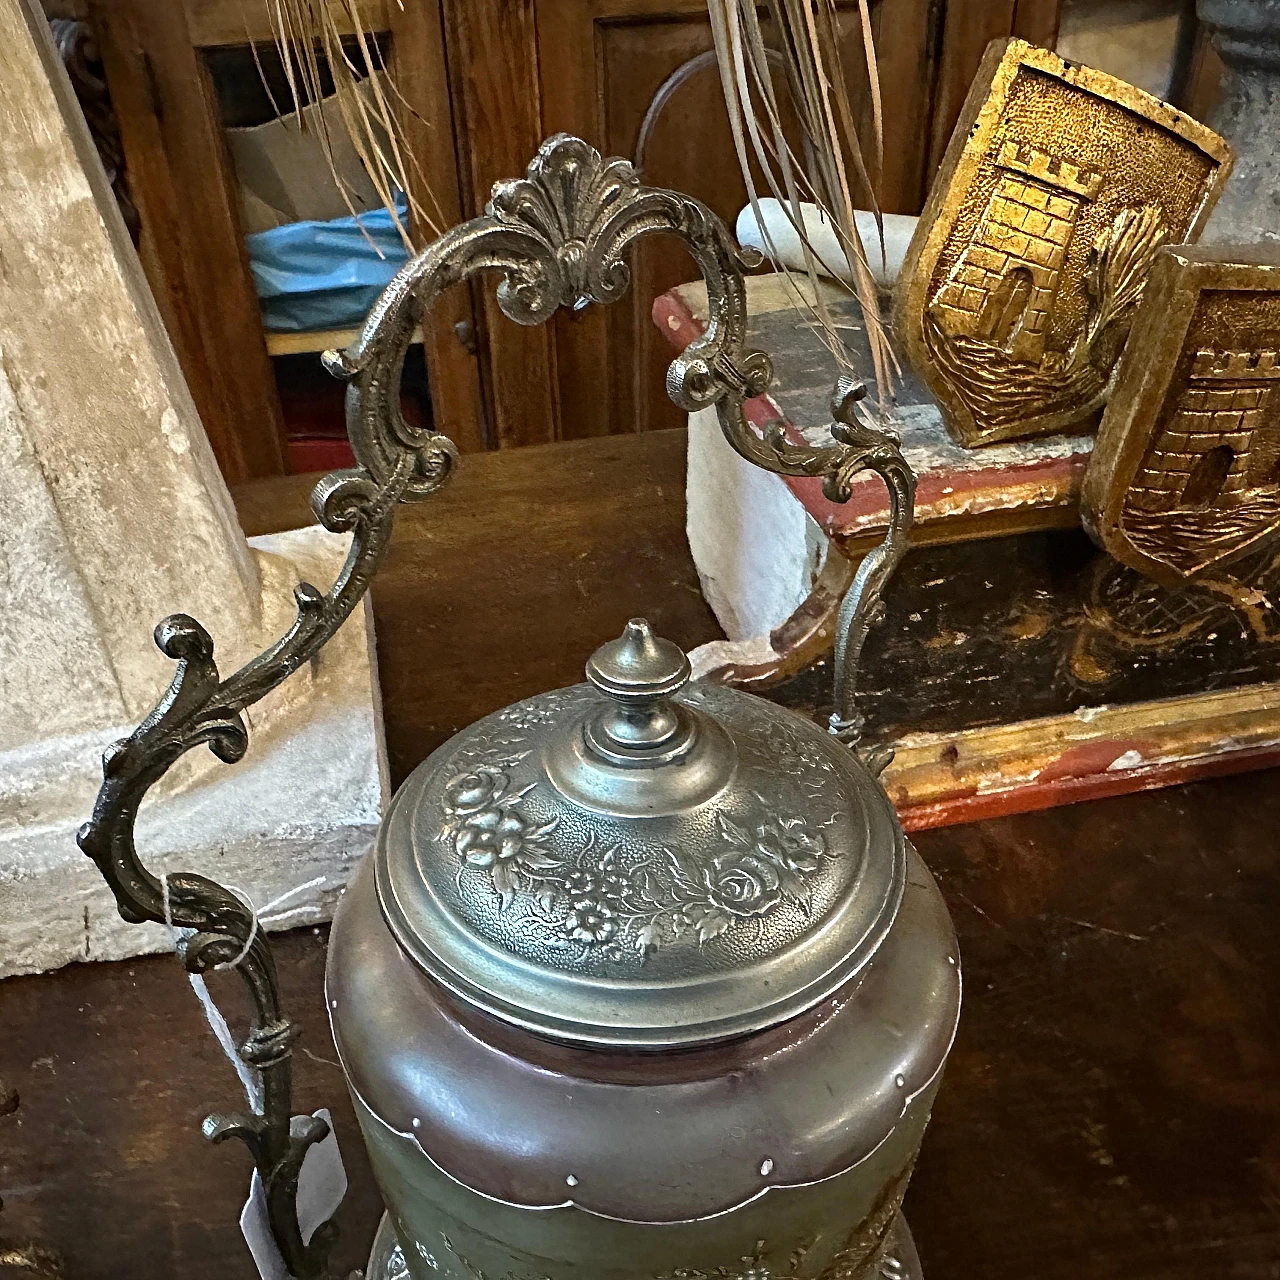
[[375, 619, 905, 1049]]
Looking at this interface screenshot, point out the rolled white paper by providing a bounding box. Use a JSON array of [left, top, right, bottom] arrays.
[[735, 198, 918, 288]]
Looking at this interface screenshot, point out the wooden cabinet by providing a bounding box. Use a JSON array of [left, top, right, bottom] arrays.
[[442, 0, 1062, 446], [537, 0, 940, 444], [63, 0, 1063, 478]]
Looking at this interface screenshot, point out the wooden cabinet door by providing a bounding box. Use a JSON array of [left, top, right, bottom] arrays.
[[537, 0, 940, 444], [440, 0, 1061, 447]]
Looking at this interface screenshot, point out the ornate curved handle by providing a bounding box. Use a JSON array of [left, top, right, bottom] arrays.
[[329, 133, 915, 763], [821, 378, 916, 772], [78, 133, 913, 1280], [77, 461, 456, 1278]]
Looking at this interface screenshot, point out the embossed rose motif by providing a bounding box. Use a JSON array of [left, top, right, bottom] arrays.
[[563, 865, 628, 906], [441, 753, 831, 955], [703, 848, 783, 918], [456, 808, 533, 870], [497, 700, 557, 731], [660, 806, 834, 945], [442, 766, 560, 905], [444, 768, 506, 816], [564, 898, 618, 946], [754, 816, 826, 876], [754, 719, 837, 799]]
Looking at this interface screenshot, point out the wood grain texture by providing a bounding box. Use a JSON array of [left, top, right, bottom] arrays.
[[907, 769, 1280, 1279], [184, 0, 390, 48], [1174, 16, 1224, 126], [232, 429, 723, 784], [390, 0, 489, 454], [923, 2, 1063, 184], [871, 0, 946, 215], [88, 0, 286, 484], [441, 0, 558, 449], [1011, 0, 1062, 49], [537, 0, 940, 442], [926, 2, 1019, 180]]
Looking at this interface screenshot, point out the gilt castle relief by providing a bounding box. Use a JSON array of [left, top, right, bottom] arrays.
[[895, 39, 1232, 448]]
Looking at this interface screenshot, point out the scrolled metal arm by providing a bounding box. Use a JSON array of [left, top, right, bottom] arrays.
[[78, 133, 913, 1279], [332, 132, 915, 760], [76, 454, 454, 1278]]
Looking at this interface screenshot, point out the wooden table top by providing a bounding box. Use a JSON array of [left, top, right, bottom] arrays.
[[2, 428, 1277, 1279], [232, 429, 723, 787]]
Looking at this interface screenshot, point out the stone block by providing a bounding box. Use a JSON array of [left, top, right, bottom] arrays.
[[0, 2, 387, 976], [1004, 230, 1032, 258], [0, 526, 387, 977], [1044, 216, 1074, 246], [1046, 193, 1076, 220], [1022, 208, 1051, 237], [1020, 184, 1050, 211], [967, 245, 1007, 273], [1023, 236, 1057, 268]]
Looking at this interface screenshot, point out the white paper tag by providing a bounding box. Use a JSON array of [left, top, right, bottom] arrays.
[[297, 1108, 348, 1246], [241, 1170, 288, 1280], [240, 1108, 348, 1280]]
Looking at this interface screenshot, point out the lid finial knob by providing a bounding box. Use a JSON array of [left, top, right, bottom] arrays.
[[583, 619, 694, 764]]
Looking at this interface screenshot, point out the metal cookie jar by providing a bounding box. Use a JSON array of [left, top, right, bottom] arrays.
[[79, 135, 959, 1280], [331, 614, 959, 1280], [324, 138, 960, 1280]]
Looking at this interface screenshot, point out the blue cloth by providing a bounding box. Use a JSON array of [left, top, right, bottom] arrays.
[[246, 200, 411, 333]]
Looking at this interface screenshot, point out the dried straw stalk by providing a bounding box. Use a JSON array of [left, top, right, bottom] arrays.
[[249, 0, 442, 248], [707, 0, 896, 408]]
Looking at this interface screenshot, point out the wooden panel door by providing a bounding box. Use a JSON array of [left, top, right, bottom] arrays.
[[536, 0, 942, 442], [437, 0, 1062, 448], [438, 0, 560, 450], [88, 0, 289, 483]]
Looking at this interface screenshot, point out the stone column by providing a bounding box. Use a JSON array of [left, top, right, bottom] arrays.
[[0, 0, 385, 975], [1198, 0, 1280, 243]]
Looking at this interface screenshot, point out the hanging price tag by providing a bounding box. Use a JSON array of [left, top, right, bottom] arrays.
[[240, 1108, 348, 1280]]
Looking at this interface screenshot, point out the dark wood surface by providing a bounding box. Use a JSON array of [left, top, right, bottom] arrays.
[[389, 0, 488, 457], [535, 0, 942, 445], [232, 429, 723, 787], [440, 0, 562, 452], [774, 526, 1280, 744], [3, 428, 1277, 1279]]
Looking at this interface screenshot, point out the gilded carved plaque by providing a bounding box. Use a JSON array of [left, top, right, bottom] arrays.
[[894, 39, 1232, 448], [1083, 245, 1280, 590]]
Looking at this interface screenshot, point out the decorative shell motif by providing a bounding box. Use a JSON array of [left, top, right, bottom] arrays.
[[486, 134, 645, 322], [440, 764, 831, 961]]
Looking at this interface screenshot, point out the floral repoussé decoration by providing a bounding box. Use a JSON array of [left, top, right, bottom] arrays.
[[440, 767, 833, 960], [442, 767, 561, 904]]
